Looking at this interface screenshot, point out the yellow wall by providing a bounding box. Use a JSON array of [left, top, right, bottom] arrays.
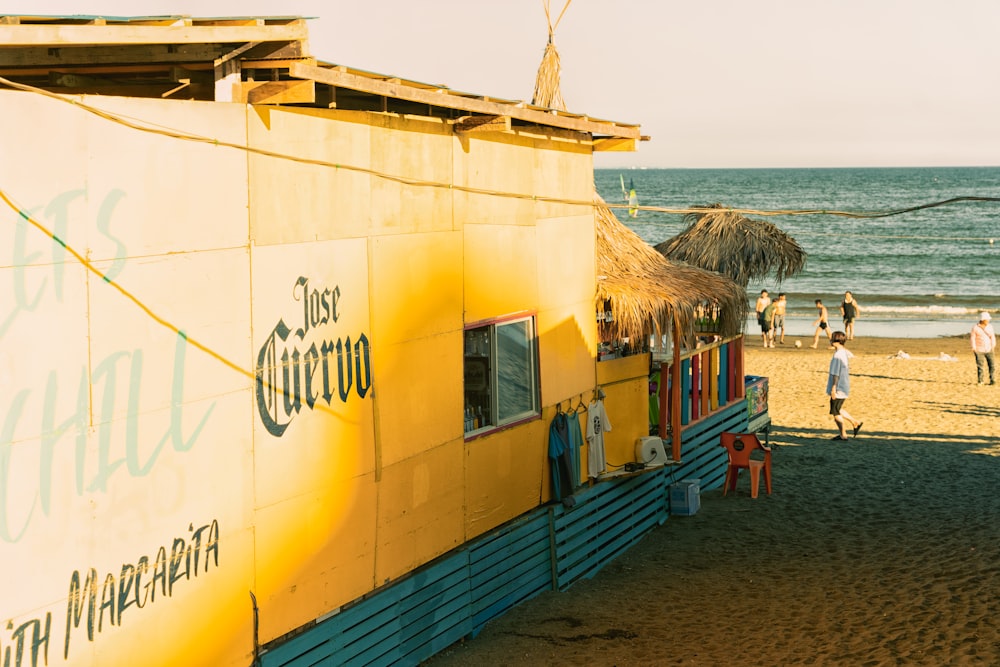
[[597, 354, 654, 472], [0, 87, 630, 666]]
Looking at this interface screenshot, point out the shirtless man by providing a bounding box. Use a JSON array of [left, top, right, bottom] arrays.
[[755, 290, 771, 347], [773, 293, 787, 344], [811, 299, 831, 349]]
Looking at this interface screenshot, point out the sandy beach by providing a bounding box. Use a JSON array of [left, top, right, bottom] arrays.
[[425, 334, 1000, 666]]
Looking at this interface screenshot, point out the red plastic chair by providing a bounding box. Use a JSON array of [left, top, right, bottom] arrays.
[[720, 432, 772, 498]]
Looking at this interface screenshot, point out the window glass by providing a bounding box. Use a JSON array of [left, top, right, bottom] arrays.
[[496, 319, 536, 421], [464, 316, 538, 435]]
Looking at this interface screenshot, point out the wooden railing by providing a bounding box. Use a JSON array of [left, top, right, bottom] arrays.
[[657, 335, 745, 461]]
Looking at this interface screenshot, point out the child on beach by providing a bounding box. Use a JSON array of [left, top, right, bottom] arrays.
[[810, 299, 831, 348], [826, 330, 863, 441]]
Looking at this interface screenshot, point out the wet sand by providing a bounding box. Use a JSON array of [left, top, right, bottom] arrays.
[[425, 334, 1000, 666]]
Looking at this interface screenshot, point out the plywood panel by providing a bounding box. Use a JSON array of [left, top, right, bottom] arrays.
[[463, 223, 538, 323], [376, 331, 464, 467], [600, 376, 649, 471], [87, 247, 252, 417], [369, 231, 463, 346], [531, 139, 594, 222], [79, 95, 250, 257], [247, 106, 373, 245], [369, 114, 455, 235], [465, 419, 546, 539], [537, 302, 598, 406], [255, 473, 379, 642], [535, 214, 596, 312], [375, 439, 465, 583], [251, 238, 375, 508], [452, 133, 536, 227], [250, 237, 378, 639]]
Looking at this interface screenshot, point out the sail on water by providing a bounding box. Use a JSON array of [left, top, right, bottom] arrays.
[[627, 177, 638, 218], [620, 174, 638, 218]]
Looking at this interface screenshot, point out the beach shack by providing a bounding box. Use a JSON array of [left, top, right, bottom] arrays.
[[0, 15, 754, 666]]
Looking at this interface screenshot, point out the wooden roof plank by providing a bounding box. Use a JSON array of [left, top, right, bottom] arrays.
[[288, 62, 640, 140], [238, 79, 315, 105], [0, 20, 308, 47]]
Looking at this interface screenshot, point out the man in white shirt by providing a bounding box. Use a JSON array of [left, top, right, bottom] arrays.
[[970, 311, 996, 386]]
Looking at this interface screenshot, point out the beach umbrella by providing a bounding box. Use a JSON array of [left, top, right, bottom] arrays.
[[595, 198, 749, 343], [655, 203, 807, 287], [530, 2, 746, 343]]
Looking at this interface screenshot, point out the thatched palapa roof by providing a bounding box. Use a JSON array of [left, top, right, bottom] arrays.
[[595, 201, 748, 342], [531, 1, 745, 344], [655, 203, 806, 286]]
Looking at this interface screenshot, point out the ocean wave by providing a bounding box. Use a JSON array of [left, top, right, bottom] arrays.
[[862, 305, 982, 316], [777, 303, 994, 322]]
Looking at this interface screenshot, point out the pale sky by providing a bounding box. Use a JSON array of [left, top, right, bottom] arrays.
[[7, 0, 1000, 168]]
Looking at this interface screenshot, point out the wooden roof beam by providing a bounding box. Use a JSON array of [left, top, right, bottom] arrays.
[[0, 44, 244, 68], [288, 62, 641, 140], [454, 115, 512, 133], [236, 79, 315, 105], [0, 19, 308, 47]]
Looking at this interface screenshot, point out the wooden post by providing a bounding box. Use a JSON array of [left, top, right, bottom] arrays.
[[719, 342, 729, 404], [726, 342, 736, 402], [681, 358, 691, 425], [658, 360, 669, 440], [701, 349, 710, 415], [670, 317, 682, 462], [709, 347, 719, 412], [690, 354, 701, 421], [735, 335, 746, 398]]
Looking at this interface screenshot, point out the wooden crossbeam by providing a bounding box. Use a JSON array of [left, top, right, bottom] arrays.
[[0, 19, 308, 47], [288, 62, 641, 140], [453, 115, 512, 133], [0, 44, 239, 68], [237, 79, 315, 105], [592, 137, 638, 152]]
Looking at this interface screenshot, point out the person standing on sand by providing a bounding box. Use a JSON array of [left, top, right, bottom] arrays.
[[970, 311, 996, 385], [826, 330, 863, 441], [841, 291, 860, 340], [810, 299, 831, 348], [773, 293, 787, 344], [761, 299, 777, 348], [755, 290, 770, 345]]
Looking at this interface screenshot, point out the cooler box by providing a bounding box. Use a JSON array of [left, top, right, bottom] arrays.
[[670, 478, 701, 516]]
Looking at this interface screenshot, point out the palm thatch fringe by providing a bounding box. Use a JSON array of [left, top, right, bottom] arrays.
[[532, 40, 566, 111], [655, 203, 807, 286], [530, 1, 746, 346], [595, 197, 747, 345], [531, 0, 572, 110]]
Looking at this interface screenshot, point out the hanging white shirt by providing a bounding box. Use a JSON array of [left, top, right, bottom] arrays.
[[586, 399, 612, 478]]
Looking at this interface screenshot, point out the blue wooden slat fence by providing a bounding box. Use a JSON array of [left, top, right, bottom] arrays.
[[260, 399, 749, 666]]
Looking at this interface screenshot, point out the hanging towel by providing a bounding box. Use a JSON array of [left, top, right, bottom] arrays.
[[548, 412, 576, 505], [566, 410, 583, 490]]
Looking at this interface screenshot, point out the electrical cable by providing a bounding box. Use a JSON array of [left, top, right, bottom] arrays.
[[0, 186, 353, 424], [2, 75, 998, 230]]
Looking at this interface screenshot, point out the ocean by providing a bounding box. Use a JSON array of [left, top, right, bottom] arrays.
[[595, 167, 1000, 339]]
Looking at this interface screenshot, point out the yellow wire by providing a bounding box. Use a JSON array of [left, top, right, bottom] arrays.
[[0, 186, 353, 423], [1, 75, 997, 241]]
